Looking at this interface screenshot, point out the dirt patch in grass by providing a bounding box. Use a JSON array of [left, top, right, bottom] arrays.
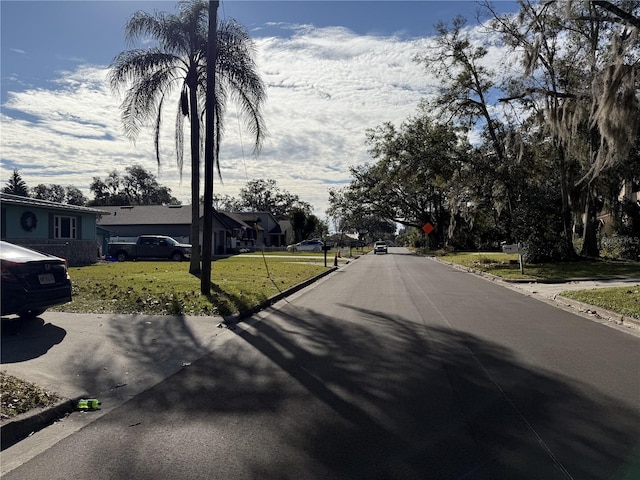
[[1, 372, 60, 420]]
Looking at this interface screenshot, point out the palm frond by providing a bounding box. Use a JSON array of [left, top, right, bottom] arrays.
[[175, 103, 185, 178], [154, 94, 165, 165], [110, 0, 266, 197]]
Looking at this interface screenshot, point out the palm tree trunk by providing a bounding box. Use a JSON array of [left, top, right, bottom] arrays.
[[201, 1, 219, 294], [189, 85, 202, 276]]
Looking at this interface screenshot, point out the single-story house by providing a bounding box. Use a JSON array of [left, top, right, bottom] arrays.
[[0, 193, 108, 265], [96, 205, 287, 254], [97, 204, 230, 254], [222, 211, 288, 248], [96, 205, 195, 244]]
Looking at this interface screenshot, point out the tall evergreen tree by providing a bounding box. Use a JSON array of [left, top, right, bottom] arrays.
[[3, 169, 29, 197]]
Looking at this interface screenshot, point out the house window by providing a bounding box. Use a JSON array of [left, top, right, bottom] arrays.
[[54, 215, 77, 239]]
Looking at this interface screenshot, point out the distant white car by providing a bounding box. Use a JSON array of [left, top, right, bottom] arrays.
[[373, 241, 388, 254], [286, 239, 324, 252]]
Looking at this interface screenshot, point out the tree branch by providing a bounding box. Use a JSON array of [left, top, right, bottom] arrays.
[[499, 87, 577, 102], [591, 1, 640, 29]]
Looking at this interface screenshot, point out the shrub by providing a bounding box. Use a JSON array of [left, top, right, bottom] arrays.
[[513, 192, 574, 263], [599, 235, 640, 261]]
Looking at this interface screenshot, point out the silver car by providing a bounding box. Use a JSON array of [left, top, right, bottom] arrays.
[[286, 239, 324, 253], [373, 241, 388, 254]]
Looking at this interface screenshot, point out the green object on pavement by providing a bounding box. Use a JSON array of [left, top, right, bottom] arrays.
[[76, 398, 100, 410]]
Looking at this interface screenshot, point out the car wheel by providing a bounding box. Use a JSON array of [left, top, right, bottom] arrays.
[[313, 247, 321, 253], [19, 308, 47, 319], [171, 252, 184, 262], [117, 252, 127, 262]]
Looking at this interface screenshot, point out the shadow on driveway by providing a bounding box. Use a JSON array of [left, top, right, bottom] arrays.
[[1, 317, 66, 364]]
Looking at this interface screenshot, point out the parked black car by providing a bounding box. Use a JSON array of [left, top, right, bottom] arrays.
[[1, 241, 72, 319]]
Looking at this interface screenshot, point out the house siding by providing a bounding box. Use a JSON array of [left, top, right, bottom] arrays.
[[17, 238, 98, 266], [3, 205, 49, 239], [1, 193, 106, 266]]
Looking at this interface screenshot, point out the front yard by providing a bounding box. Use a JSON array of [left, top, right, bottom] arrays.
[[52, 254, 333, 317]]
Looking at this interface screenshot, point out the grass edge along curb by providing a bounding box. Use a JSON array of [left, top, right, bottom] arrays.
[[224, 266, 339, 324], [430, 256, 640, 332], [555, 294, 640, 330]]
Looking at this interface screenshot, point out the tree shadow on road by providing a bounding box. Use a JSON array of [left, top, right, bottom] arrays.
[[233, 304, 640, 479], [71, 302, 640, 480]]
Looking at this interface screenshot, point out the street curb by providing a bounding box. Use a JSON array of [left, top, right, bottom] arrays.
[[554, 295, 640, 331], [1, 397, 80, 451]]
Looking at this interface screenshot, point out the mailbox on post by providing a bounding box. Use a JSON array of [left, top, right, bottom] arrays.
[[502, 243, 524, 274], [502, 244, 520, 254], [322, 242, 331, 267]]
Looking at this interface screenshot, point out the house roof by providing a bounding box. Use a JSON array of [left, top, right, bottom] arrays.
[[96, 205, 269, 233], [222, 211, 287, 235], [1, 193, 108, 215], [97, 205, 194, 226], [93, 205, 292, 238], [221, 211, 264, 231]]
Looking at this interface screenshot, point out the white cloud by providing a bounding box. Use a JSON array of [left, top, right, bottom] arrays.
[[2, 24, 501, 217]]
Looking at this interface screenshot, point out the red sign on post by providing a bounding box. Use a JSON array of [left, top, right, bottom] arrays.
[[421, 222, 434, 235]]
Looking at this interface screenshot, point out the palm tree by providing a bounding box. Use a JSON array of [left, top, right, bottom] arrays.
[[109, 0, 266, 275]]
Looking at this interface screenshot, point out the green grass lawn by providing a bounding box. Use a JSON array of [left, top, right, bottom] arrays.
[[561, 286, 640, 319], [438, 252, 640, 280], [438, 252, 640, 319], [52, 254, 330, 317]]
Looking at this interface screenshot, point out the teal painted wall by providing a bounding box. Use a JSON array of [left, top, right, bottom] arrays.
[[1, 204, 97, 240]]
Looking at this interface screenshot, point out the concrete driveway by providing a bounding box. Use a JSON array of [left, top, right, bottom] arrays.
[[1, 311, 232, 470]]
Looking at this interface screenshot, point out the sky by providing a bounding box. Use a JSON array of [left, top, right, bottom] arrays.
[[1, 0, 520, 218]]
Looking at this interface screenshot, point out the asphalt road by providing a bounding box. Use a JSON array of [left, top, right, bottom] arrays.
[[2, 248, 639, 479]]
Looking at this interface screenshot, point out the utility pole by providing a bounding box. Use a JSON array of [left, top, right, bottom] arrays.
[[201, 0, 219, 295]]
